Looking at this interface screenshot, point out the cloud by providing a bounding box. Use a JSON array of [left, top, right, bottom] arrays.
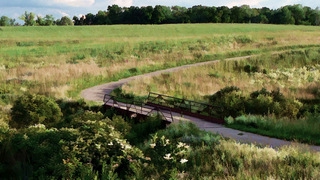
[[53, 0, 95, 7], [226, 0, 264, 7], [108, 0, 133, 7], [57, 10, 70, 17]]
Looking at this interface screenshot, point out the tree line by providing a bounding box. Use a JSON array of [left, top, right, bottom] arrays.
[[1, 4, 320, 26]]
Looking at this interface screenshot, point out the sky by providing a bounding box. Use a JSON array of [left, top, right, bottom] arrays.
[[0, 0, 319, 23]]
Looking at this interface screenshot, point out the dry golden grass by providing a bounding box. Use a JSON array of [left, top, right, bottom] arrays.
[[122, 54, 320, 101]]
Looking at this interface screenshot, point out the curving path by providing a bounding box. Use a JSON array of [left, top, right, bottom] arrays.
[[81, 56, 320, 151]]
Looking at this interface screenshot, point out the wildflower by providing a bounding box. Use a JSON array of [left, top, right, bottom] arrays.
[[108, 141, 113, 146], [177, 142, 184, 148], [165, 139, 170, 145], [145, 157, 151, 161], [124, 144, 131, 149], [161, 135, 165, 141], [95, 143, 101, 149], [150, 143, 156, 148], [164, 153, 173, 160], [180, 159, 188, 164]]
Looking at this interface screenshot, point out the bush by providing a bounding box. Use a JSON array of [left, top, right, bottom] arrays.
[[207, 86, 246, 118], [126, 114, 165, 145], [10, 94, 62, 129], [246, 88, 302, 118]]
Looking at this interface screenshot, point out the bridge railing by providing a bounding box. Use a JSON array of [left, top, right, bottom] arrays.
[[103, 93, 174, 122], [103, 92, 224, 124], [146, 92, 224, 124]]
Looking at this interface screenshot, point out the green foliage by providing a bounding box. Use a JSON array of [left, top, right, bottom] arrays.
[[207, 86, 246, 118], [226, 114, 320, 145], [0, 113, 145, 179], [234, 35, 253, 44], [110, 115, 131, 137], [56, 16, 74, 26], [19, 11, 36, 26], [0, 126, 73, 179], [126, 115, 165, 145], [60, 119, 144, 179], [247, 88, 302, 118], [10, 94, 62, 129], [207, 87, 303, 119], [157, 122, 220, 147]]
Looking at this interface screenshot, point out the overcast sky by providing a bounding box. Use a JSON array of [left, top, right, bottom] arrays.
[[0, 0, 319, 22]]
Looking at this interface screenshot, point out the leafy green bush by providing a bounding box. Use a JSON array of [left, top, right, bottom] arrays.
[[246, 88, 302, 118], [0, 126, 73, 179], [1, 117, 145, 179], [10, 94, 62, 129], [126, 114, 165, 145], [207, 86, 246, 118]]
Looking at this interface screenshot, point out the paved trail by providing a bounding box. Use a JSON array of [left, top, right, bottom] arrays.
[[81, 57, 320, 151]]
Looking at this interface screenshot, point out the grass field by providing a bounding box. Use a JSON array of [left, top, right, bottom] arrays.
[[1, 24, 320, 101], [1, 24, 320, 179]]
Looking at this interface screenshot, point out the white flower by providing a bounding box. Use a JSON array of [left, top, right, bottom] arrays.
[[108, 142, 113, 146], [165, 139, 170, 145], [150, 143, 156, 148], [180, 159, 188, 164], [124, 144, 131, 149], [164, 153, 173, 160], [177, 142, 185, 148], [95, 144, 101, 149]]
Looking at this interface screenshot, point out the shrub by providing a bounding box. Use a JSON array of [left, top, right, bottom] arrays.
[[246, 88, 302, 118], [207, 86, 246, 118], [126, 114, 165, 145], [10, 94, 62, 129]]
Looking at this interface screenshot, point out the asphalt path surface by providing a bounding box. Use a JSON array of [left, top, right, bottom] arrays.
[[81, 57, 320, 151]]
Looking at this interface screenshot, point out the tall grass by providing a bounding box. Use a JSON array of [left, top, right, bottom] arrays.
[[226, 114, 320, 145], [1, 24, 320, 104], [122, 48, 320, 101]]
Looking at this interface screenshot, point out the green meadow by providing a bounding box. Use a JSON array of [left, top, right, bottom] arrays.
[[1, 24, 320, 179]]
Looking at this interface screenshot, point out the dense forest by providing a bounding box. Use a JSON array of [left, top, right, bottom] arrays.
[[1, 4, 320, 26]]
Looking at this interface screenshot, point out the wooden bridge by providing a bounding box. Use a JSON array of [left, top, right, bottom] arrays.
[[103, 92, 224, 124]]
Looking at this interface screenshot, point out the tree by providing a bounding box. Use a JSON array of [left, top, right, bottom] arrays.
[[188, 5, 215, 23], [272, 6, 295, 24], [19, 11, 36, 26], [10, 94, 63, 129], [140, 6, 154, 24], [304, 7, 320, 25], [107, 4, 123, 24], [95, 10, 108, 25], [0, 16, 15, 26], [57, 16, 74, 26], [288, 4, 305, 25], [217, 6, 231, 23], [43, 14, 55, 26], [259, 7, 272, 24], [152, 5, 172, 24], [73, 16, 80, 25], [36, 15, 45, 26], [231, 5, 252, 23], [171, 6, 189, 23]]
